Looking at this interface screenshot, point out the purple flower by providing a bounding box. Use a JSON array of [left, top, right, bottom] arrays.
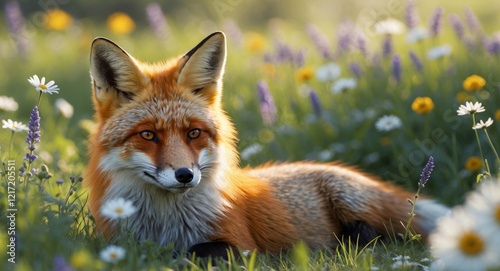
[[4, 1, 30, 58], [257, 80, 277, 125], [308, 88, 322, 117], [55, 179, 64, 185], [409, 51, 423, 72], [222, 19, 243, 47], [405, 0, 420, 29], [485, 34, 500, 55], [146, 3, 170, 40], [391, 54, 402, 83], [429, 7, 444, 37], [25, 106, 40, 163], [356, 34, 368, 57], [448, 14, 465, 40], [349, 62, 362, 78], [382, 34, 393, 57], [336, 20, 354, 55], [464, 8, 482, 33], [305, 23, 332, 60], [274, 42, 295, 64], [418, 156, 435, 188], [53, 255, 73, 271]]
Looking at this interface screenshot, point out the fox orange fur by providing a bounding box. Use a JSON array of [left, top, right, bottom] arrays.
[[84, 32, 447, 255]]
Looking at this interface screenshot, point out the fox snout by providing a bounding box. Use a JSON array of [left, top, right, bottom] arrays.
[[175, 167, 194, 184]]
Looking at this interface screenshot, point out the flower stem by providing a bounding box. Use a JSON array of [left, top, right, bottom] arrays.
[[8, 131, 14, 159], [36, 92, 42, 107], [483, 129, 500, 171], [472, 114, 486, 171]]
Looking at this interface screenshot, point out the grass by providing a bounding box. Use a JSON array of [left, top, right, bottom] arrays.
[[1, 2, 500, 270]]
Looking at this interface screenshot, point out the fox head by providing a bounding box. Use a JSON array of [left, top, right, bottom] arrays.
[[87, 32, 238, 195]]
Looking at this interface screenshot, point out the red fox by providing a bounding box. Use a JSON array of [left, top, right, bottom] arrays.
[[84, 32, 448, 256]]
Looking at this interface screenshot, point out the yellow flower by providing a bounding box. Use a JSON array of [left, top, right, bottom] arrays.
[[44, 9, 72, 31], [295, 66, 314, 83], [245, 32, 266, 53], [107, 12, 135, 34], [495, 109, 500, 121], [411, 97, 434, 114], [465, 156, 482, 171], [463, 74, 486, 92], [70, 249, 93, 268]]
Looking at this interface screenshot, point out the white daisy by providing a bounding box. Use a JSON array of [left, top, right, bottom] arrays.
[[375, 115, 402, 132], [374, 18, 406, 35], [406, 27, 429, 43], [316, 62, 341, 82], [240, 143, 263, 160], [331, 78, 357, 94], [0, 96, 18, 111], [27, 74, 59, 94], [465, 180, 500, 243], [101, 198, 137, 220], [427, 44, 452, 59], [55, 98, 74, 119], [2, 119, 28, 133], [457, 101, 485, 116], [99, 245, 126, 263], [430, 207, 500, 271], [472, 118, 494, 130]]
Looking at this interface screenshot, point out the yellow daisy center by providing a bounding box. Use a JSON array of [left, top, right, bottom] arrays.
[[458, 231, 484, 256], [110, 252, 117, 259], [38, 84, 47, 90], [114, 207, 123, 215]]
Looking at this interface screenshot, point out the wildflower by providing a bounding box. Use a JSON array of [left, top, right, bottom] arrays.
[[409, 51, 422, 71], [53, 255, 72, 271], [472, 118, 494, 130], [55, 179, 64, 185], [240, 143, 263, 160], [349, 62, 362, 78], [101, 197, 137, 220], [305, 23, 332, 59], [382, 34, 393, 57], [107, 12, 135, 34], [25, 106, 40, 164], [427, 44, 451, 59], [146, 3, 170, 40], [222, 19, 243, 47], [465, 180, 500, 243], [70, 250, 92, 269], [463, 74, 486, 91], [100, 245, 126, 264], [55, 98, 74, 119], [2, 119, 28, 133], [465, 156, 483, 171], [485, 33, 500, 56], [44, 9, 72, 31], [355, 34, 368, 56], [456, 92, 471, 103], [411, 97, 434, 114], [336, 20, 354, 53], [405, 0, 420, 29], [430, 207, 500, 271], [0, 96, 18, 112], [418, 156, 435, 188], [5, 0, 30, 57], [391, 54, 401, 83], [295, 66, 314, 83], [28, 75, 59, 94], [406, 27, 428, 43], [449, 14, 465, 40], [375, 115, 402, 132], [257, 80, 277, 125], [429, 7, 444, 37], [331, 78, 357, 94], [316, 63, 341, 82], [245, 32, 266, 53], [308, 88, 322, 117], [464, 8, 483, 33], [374, 18, 406, 35], [457, 101, 485, 115]]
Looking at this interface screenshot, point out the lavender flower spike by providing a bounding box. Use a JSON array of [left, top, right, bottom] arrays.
[[409, 51, 423, 71], [391, 54, 402, 83], [257, 80, 277, 125], [146, 3, 170, 40], [448, 14, 465, 40], [382, 34, 393, 57], [25, 106, 40, 163], [405, 0, 420, 29], [419, 156, 435, 188], [308, 88, 322, 117], [429, 7, 444, 37]]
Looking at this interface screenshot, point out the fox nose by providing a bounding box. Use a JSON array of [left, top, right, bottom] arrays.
[[175, 167, 194, 184]]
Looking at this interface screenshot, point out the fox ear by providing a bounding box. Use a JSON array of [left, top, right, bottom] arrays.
[[177, 32, 226, 103], [89, 38, 144, 105]]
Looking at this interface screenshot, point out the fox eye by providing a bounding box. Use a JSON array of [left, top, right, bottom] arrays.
[[187, 128, 201, 140], [139, 130, 156, 141]]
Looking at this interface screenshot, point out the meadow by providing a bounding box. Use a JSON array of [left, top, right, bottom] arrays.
[[1, 0, 500, 270]]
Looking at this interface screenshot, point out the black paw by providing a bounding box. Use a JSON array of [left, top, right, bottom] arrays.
[[187, 241, 239, 260]]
